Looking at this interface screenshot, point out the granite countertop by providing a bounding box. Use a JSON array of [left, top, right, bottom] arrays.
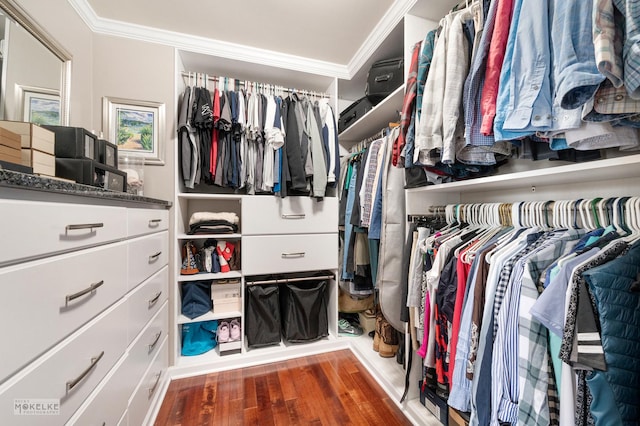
[[0, 169, 171, 209]]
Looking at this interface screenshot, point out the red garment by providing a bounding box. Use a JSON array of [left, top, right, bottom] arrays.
[[447, 247, 473, 384], [392, 41, 422, 166], [480, 0, 515, 136], [210, 88, 221, 176]]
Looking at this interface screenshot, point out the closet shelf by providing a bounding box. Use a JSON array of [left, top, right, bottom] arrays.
[[177, 271, 242, 282], [177, 233, 241, 240], [177, 193, 243, 200], [407, 154, 640, 194], [338, 84, 404, 145], [177, 311, 242, 325]]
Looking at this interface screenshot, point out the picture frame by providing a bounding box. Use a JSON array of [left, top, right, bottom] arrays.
[[19, 86, 61, 126], [102, 96, 165, 165]]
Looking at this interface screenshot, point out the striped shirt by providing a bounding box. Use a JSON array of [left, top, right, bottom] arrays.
[[614, 0, 640, 99]]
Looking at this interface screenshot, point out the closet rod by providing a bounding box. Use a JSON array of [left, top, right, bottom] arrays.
[[350, 122, 399, 153], [181, 71, 330, 98], [246, 274, 335, 286]]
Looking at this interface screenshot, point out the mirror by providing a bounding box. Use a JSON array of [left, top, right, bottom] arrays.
[[0, 0, 70, 125]]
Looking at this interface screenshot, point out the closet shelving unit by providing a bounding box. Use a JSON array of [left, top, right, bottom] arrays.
[[171, 50, 343, 378], [336, 10, 443, 426]]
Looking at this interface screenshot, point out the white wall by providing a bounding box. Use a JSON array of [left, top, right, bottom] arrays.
[[15, 0, 176, 202]]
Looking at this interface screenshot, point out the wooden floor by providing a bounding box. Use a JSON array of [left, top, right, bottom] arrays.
[[155, 349, 412, 425]]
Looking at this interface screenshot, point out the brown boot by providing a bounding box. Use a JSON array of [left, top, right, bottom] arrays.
[[373, 312, 383, 352], [378, 319, 399, 358]]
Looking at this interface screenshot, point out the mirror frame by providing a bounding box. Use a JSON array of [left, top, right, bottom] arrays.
[[0, 0, 71, 124]]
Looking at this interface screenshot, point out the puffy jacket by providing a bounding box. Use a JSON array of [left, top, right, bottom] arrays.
[[582, 243, 640, 426]]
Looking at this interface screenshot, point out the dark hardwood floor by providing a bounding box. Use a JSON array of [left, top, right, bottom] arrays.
[[155, 349, 412, 425]]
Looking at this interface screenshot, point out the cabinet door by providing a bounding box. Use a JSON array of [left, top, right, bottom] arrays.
[[127, 208, 169, 238], [0, 200, 127, 266], [241, 234, 338, 275], [127, 231, 169, 291], [0, 242, 127, 382], [0, 299, 128, 426], [242, 196, 338, 235]]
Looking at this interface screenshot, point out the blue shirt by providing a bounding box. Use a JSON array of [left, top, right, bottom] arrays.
[[494, 0, 553, 141], [614, 0, 640, 99]]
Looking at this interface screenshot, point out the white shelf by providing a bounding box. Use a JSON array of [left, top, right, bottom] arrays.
[[407, 153, 640, 194], [177, 311, 242, 325], [338, 84, 404, 145], [177, 271, 242, 282], [177, 193, 243, 200], [177, 233, 241, 240]]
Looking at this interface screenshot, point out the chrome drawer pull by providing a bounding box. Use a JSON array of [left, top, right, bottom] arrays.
[[66, 280, 104, 303], [148, 291, 162, 308], [148, 372, 161, 397], [148, 219, 162, 227], [148, 251, 162, 262], [281, 213, 306, 219], [281, 252, 305, 258], [148, 331, 162, 352], [65, 223, 104, 232], [66, 351, 104, 391]]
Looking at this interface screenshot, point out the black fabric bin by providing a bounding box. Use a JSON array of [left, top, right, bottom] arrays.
[[280, 281, 328, 343], [245, 285, 281, 348]]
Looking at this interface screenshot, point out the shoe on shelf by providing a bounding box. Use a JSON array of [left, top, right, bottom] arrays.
[[373, 311, 384, 352], [338, 319, 364, 337], [180, 241, 199, 275], [217, 321, 230, 343], [229, 319, 241, 341]]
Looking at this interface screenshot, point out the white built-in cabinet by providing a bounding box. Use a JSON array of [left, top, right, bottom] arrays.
[[0, 193, 170, 426]]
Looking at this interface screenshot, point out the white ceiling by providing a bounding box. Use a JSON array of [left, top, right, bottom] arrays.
[[81, 0, 457, 67], [85, 0, 395, 64]]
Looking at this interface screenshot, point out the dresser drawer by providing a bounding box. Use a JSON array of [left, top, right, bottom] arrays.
[[0, 242, 127, 382], [241, 196, 338, 235], [127, 208, 169, 237], [123, 302, 168, 396], [0, 299, 128, 426], [241, 234, 338, 275], [0, 199, 127, 266], [65, 354, 129, 426], [127, 266, 168, 345], [127, 231, 169, 290], [127, 338, 168, 426]]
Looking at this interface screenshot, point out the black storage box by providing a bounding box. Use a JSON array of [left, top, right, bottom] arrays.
[[42, 125, 98, 161], [55, 158, 127, 192], [419, 381, 448, 426], [97, 139, 118, 167], [365, 57, 404, 105], [280, 280, 328, 343], [338, 97, 373, 133], [245, 285, 282, 348]]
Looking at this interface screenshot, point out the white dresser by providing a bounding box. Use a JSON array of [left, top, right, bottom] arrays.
[[0, 184, 170, 426]]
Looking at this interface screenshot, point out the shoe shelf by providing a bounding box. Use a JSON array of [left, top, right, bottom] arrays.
[[177, 310, 243, 325]]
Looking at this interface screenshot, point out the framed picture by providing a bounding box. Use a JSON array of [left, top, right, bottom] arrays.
[[102, 96, 165, 165], [20, 86, 61, 125]]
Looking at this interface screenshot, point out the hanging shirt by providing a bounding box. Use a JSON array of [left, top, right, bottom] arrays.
[[615, 0, 640, 99]]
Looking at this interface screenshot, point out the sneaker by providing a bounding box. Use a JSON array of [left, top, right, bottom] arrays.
[[338, 319, 364, 337], [229, 319, 241, 341], [217, 321, 230, 343], [180, 241, 199, 275]]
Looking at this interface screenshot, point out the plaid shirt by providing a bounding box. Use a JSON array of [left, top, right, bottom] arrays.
[[517, 230, 583, 426], [614, 0, 640, 99], [593, 0, 624, 87], [393, 41, 422, 167]]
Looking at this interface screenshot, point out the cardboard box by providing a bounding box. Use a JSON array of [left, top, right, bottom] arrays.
[[448, 407, 470, 426], [0, 144, 22, 164], [217, 339, 242, 356], [0, 121, 55, 155], [0, 127, 21, 150], [21, 148, 55, 176]]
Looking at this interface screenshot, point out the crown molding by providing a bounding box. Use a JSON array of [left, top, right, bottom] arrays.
[[67, 0, 350, 79], [346, 0, 417, 78]]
